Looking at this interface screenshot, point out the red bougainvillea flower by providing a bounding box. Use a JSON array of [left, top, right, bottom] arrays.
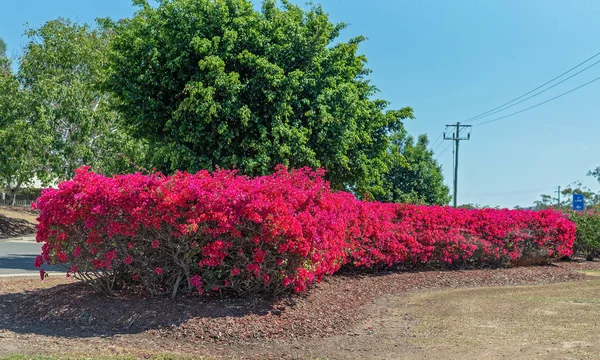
[[39, 269, 45, 281], [212, 285, 219, 291], [32, 164, 576, 297], [253, 248, 266, 264], [34, 255, 43, 268]]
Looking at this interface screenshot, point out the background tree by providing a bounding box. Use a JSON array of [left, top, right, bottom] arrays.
[[105, 0, 413, 196], [376, 133, 451, 205], [0, 51, 47, 204], [0, 37, 6, 57], [534, 181, 600, 210], [588, 166, 600, 185], [19, 19, 146, 181]]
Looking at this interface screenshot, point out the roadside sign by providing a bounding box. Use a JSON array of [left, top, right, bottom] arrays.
[[573, 193, 585, 211]]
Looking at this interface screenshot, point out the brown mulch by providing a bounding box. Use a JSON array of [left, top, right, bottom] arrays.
[[1, 259, 599, 347], [0, 205, 39, 216], [0, 214, 36, 239], [0, 206, 39, 239]]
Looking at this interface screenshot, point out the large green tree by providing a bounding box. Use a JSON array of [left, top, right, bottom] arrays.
[[377, 133, 451, 205], [105, 0, 413, 195], [0, 51, 47, 204], [18, 19, 146, 181]]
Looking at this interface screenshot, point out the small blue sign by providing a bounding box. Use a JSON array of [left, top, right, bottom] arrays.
[[573, 193, 585, 211]]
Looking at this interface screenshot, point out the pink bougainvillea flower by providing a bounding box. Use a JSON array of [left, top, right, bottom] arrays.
[[39, 269, 45, 281], [253, 248, 266, 264], [31, 164, 577, 295], [190, 274, 202, 287], [34, 255, 43, 268]]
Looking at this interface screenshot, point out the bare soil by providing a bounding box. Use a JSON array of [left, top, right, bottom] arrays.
[[1, 259, 600, 359], [0, 206, 38, 239]]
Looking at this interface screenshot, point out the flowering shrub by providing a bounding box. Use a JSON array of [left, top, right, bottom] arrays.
[[34, 166, 576, 297]]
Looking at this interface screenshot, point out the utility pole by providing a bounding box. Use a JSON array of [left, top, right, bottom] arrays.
[[555, 186, 561, 209], [444, 122, 472, 208]]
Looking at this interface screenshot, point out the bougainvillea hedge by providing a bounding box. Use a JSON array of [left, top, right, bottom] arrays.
[[34, 166, 576, 297]]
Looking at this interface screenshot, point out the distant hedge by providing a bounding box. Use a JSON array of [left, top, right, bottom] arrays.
[[35, 166, 575, 297], [568, 210, 600, 260]]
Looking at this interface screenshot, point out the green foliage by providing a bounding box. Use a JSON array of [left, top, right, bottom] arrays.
[[588, 166, 600, 185], [18, 19, 146, 180], [534, 182, 600, 211], [0, 68, 45, 202], [569, 211, 600, 260], [377, 133, 450, 205], [0, 37, 6, 57], [105, 0, 413, 195]]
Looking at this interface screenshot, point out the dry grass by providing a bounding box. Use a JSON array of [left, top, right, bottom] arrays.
[[363, 280, 600, 359]]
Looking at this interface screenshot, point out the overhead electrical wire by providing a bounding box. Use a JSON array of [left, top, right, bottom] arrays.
[[436, 143, 452, 159], [474, 74, 600, 127], [461, 51, 600, 123], [429, 132, 443, 150], [464, 58, 600, 123]]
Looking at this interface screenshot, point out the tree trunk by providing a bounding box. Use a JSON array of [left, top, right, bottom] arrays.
[[10, 191, 17, 206]]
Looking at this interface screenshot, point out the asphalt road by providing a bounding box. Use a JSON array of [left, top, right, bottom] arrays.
[[0, 238, 62, 276]]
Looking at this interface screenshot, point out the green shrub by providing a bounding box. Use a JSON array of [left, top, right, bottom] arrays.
[[569, 211, 600, 260]]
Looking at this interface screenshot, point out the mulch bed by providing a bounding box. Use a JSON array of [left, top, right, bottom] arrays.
[[0, 215, 36, 239], [0, 206, 39, 239], [1, 259, 599, 346]]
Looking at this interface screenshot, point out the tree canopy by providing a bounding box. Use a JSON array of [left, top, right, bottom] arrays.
[[18, 19, 146, 181], [377, 133, 451, 205], [0, 20, 147, 204], [106, 0, 413, 196], [0, 38, 6, 57]]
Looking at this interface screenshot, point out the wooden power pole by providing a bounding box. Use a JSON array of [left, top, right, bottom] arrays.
[[444, 122, 472, 208]]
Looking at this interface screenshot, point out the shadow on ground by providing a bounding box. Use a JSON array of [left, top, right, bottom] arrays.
[[0, 215, 36, 239], [0, 281, 280, 339]]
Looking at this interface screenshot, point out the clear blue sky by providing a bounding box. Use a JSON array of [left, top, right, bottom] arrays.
[[2, 0, 600, 208]]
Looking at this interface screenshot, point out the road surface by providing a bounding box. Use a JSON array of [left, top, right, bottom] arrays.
[[0, 237, 62, 276]]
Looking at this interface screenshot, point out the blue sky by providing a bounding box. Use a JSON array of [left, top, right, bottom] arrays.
[[2, 0, 600, 208]]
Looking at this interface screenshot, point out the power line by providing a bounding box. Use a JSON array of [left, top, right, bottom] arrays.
[[436, 143, 452, 159], [464, 188, 549, 197], [474, 74, 600, 127], [465, 58, 600, 123], [429, 132, 443, 150], [461, 51, 600, 123]]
